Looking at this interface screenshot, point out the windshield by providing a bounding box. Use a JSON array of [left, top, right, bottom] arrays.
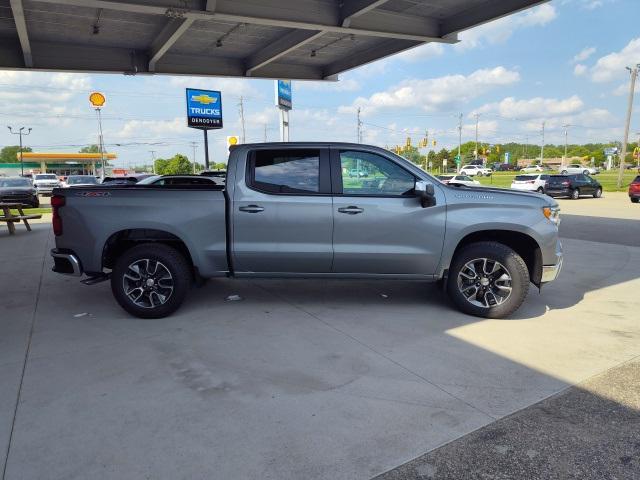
[[67, 176, 98, 185], [35, 174, 57, 180], [0, 178, 32, 187]]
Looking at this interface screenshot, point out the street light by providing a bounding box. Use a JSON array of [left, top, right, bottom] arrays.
[[7, 126, 32, 176]]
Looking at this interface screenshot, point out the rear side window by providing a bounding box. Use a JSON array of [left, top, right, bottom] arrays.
[[249, 149, 321, 194]]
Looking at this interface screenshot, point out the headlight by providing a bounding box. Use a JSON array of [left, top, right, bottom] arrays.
[[542, 206, 560, 225]]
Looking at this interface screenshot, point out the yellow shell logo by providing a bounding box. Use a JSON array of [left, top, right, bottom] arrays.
[[89, 92, 106, 107], [227, 136, 239, 146]]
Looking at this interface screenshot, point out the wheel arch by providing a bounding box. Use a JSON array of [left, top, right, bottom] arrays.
[[447, 230, 543, 286], [102, 229, 195, 272]]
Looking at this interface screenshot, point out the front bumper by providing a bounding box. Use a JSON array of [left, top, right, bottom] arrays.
[[51, 249, 83, 276], [541, 241, 563, 283]]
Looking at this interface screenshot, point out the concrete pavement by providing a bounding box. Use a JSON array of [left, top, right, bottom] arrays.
[[1, 194, 639, 480]]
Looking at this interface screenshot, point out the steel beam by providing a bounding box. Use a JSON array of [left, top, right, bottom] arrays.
[[9, 0, 33, 67], [340, 0, 389, 27], [245, 30, 324, 76], [148, 17, 195, 71], [323, 38, 421, 78], [34, 0, 454, 43]]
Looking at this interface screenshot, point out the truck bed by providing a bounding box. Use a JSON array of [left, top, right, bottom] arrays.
[[53, 185, 228, 277]]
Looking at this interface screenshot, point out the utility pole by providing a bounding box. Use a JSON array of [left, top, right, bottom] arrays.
[[357, 107, 363, 143], [238, 96, 246, 143], [457, 113, 463, 172], [540, 121, 545, 164], [474, 113, 479, 160], [562, 124, 570, 168], [424, 129, 429, 171], [190, 141, 198, 173], [7, 126, 32, 176], [264, 123, 267, 142], [149, 150, 157, 174], [637, 132, 640, 167], [617, 65, 638, 188]]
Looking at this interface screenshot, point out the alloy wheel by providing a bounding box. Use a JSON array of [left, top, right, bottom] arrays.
[[457, 258, 513, 308], [122, 258, 174, 308]]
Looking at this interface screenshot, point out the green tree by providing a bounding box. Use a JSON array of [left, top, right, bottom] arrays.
[[154, 154, 192, 175], [79, 144, 101, 153], [213, 162, 227, 171], [0, 145, 33, 163], [400, 145, 425, 165]]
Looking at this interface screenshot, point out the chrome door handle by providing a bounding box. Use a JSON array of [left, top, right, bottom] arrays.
[[338, 206, 364, 215], [239, 205, 264, 213]]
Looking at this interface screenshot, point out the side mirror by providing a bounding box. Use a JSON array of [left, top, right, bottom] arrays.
[[415, 180, 435, 208]]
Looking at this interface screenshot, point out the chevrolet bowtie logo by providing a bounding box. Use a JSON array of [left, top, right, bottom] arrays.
[[191, 94, 217, 105]]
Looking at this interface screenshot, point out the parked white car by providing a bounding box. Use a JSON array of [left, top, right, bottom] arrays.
[[459, 165, 492, 176], [510, 174, 550, 193], [560, 164, 598, 175], [32, 173, 61, 196], [520, 164, 544, 173], [437, 175, 481, 187]]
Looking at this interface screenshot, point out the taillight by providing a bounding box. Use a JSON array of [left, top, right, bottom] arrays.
[[51, 194, 65, 236], [527, 180, 535, 184]]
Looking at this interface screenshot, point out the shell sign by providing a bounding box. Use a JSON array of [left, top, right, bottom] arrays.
[[89, 92, 106, 108]]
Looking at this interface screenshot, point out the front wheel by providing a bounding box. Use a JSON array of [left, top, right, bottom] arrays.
[[571, 188, 580, 200], [561, 170, 568, 175], [632, 198, 639, 203], [536, 187, 544, 193], [111, 243, 192, 319], [583, 170, 589, 175], [593, 188, 602, 198], [447, 241, 529, 319]]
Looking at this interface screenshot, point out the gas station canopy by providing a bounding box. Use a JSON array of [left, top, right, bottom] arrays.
[[1, 0, 545, 80]]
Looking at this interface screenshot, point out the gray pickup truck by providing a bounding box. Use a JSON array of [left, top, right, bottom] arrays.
[[50, 142, 562, 319]]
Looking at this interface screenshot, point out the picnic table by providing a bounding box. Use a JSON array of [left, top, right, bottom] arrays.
[[0, 202, 43, 235]]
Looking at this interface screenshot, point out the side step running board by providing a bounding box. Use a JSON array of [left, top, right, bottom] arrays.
[[81, 274, 111, 286]]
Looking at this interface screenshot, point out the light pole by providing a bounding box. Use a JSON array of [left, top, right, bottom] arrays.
[[617, 65, 638, 188], [7, 126, 32, 176], [540, 121, 545, 164]]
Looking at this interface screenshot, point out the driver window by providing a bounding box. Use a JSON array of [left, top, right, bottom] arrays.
[[339, 150, 415, 196]]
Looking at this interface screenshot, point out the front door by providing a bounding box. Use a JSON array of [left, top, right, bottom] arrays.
[[232, 147, 333, 274], [331, 149, 446, 276]]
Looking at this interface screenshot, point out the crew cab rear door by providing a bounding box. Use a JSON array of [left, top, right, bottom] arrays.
[[330, 148, 446, 276], [232, 147, 333, 273]]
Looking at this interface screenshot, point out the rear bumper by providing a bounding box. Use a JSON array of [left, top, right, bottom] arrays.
[[51, 249, 83, 276], [545, 188, 571, 197]]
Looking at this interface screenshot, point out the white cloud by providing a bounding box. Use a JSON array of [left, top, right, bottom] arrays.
[[588, 38, 640, 82], [297, 78, 361, 92], [472, 95, 584, 120], [456, 4, 556, 51], [574, 64, 587, 76], [115, 117, 188, 139], [168, 76, 259, 97], [572, 46, 596, 63], [396, 43, 444, 62], [339, 66, 520, 116]]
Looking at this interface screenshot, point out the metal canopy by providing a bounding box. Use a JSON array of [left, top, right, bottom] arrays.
[[0, 0, 546, 80]]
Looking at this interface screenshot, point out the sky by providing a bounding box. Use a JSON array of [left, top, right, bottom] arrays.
[[0, 0, 639, 169]]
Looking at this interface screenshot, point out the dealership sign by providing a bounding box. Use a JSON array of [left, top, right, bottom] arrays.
[[186, 89, 223, 129], [275, 80, 292, 110]]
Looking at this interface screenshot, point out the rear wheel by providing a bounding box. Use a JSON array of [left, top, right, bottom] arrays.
[[536, 187, 544, 193], [447, 241, 529, 319], [111, 243, 192, 319], [571, 188, 580, 200], [593, 188, 602, 198], [561, 170, 568, 174]]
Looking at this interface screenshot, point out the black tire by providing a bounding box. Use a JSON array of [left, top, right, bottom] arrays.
[[632, 198, 639, 203], [583, 170, 589, 175], [571, 188, 580, 200], [111, 243, 192, 319], [447, 241, 529, 319], [593, 188, 602, 198], [536, 187, 544, 193], [561, 170, 568, 175]]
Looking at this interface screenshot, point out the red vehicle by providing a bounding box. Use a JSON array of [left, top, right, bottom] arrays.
[[629, 175, 640, 203]]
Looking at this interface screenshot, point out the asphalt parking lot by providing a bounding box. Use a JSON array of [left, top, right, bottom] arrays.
[[1, 193, 639, 480]]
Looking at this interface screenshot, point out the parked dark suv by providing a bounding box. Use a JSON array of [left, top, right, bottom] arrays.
[[545, 174, 602, 200]]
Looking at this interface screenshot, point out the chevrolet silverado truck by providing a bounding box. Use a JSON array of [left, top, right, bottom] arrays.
[[50, 143, 562, 319]]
